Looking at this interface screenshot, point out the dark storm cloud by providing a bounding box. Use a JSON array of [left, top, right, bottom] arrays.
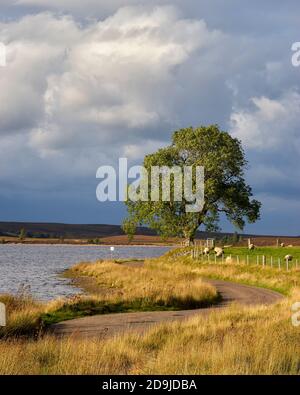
[[0, 1, 299, 234]]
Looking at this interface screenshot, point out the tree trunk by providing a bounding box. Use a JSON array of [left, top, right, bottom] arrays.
[[183, 229, 197, 246], [184, 237, 194, 246]]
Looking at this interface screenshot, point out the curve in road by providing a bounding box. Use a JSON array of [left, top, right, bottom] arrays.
[[51, 278, 283, 339]]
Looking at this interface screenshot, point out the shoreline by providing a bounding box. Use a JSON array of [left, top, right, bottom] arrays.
[[0, 242, 177, 247]]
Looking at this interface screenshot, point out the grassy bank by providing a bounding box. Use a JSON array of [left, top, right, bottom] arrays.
[[0, 249, 299, 374], [42, 260, 218, 325], [0, 294, 298, 374], [224, 246, 300, 260], [0, 258, 219, 336], [167, 248, 300, 295], [0, 293, 44, 338]]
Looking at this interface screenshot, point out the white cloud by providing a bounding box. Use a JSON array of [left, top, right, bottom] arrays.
[[230, 91, 300, 150], [0, 5, 226, 194], [15, 0, 183, 18], [0, 2, 300, 232], [0, 13, 79, 135], [229, 90, 300, 223]]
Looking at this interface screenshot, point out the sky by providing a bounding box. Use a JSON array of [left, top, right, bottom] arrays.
[[0, 1, 299, 235]]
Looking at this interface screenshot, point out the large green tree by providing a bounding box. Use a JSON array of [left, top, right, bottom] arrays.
[[123, 125, 261, 245]]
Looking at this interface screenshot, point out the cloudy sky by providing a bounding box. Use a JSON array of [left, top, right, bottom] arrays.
[[0, 1, 299, 235]]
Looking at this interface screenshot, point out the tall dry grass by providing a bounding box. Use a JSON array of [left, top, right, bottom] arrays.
[[0, 293, 298, 375], [0, 258, 219, 335], [164, 249, 300, 295], [66, 259, 218, 310], [0, 290, 44, 338], [1, 252, 300, 374]]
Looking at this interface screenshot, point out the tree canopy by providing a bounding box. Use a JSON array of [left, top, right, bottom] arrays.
[[123, 125, 261, 244]]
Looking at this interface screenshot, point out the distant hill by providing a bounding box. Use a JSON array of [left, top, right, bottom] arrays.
[[0, 221, 295, 240], [0, 222, 154, 239]]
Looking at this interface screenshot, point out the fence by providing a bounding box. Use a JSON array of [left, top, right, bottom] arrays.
[[180, 239, 215, 249], [188, 248, 299, 271]]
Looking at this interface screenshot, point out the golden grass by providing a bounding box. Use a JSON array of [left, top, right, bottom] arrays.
[[190, 262, 300, 295], [0, 293, 298, 375], [0, 258, 218, 336], [66, 259, 218, 309], [140, 295, 300, 375], [0, 293, 44, 338], [164, 248, 300, 295], [1, 251, 300, 375]]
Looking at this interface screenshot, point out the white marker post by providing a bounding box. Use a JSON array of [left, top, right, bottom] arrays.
[[110, 246, 115, 260], [0, 303, 6, 327]]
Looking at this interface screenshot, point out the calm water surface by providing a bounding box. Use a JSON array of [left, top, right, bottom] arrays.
[[0, 244, 170, 300]]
